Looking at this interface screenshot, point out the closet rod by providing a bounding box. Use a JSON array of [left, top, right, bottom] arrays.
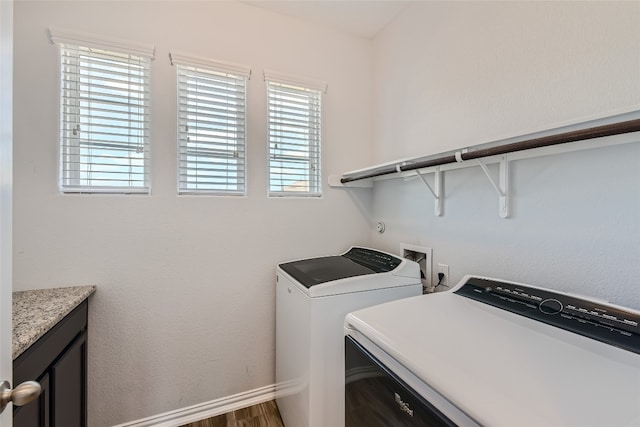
[[340, 118, 640, 184]]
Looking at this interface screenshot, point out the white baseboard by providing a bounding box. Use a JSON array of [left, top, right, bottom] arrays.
[[112, 384, 277, 427]]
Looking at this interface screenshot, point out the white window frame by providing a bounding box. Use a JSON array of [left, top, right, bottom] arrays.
[[265, 70, 326, 197], [49, 27, 154, 194], [170, 52, 251, 195]]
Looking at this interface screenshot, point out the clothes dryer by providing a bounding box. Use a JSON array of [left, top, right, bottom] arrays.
[[345, 275, 640, 426]]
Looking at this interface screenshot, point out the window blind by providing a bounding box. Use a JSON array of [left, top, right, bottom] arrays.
[[174, 60, 249, 194], [267, 81, 322, 197], [59, 43, 151, 193]]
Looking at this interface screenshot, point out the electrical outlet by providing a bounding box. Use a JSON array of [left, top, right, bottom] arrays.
[[437, 263, 449, 287], [400, 243, 433, 288]]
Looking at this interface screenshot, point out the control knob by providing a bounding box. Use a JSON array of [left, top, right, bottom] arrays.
[[539, 298, 563, 315]]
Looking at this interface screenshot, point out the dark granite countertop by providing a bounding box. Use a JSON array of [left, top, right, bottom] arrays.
[[13, 286, 96, 359]]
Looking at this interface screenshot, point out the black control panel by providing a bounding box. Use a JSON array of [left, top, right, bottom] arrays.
[[279, 248, 403, 289], [343, 247, 402, 273], [455, 277, 640, 354]]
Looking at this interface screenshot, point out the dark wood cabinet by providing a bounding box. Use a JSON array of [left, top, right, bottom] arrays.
[[13, 301, 88, 427]]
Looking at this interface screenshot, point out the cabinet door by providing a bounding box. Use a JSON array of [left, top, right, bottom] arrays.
[[12, 373, 49, 427], [52, 331, 86, 427]]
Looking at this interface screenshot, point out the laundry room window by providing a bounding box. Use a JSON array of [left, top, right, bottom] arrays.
[[172, 53, 251, 195], [265, 70, 326, 197], [49, 28, 154, 194]]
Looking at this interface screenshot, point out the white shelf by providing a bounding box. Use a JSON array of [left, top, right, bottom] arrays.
[[329, 109, 640, 218]]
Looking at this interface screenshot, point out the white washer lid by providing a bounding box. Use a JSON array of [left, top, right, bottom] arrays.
[[278, 247, 420, 297]]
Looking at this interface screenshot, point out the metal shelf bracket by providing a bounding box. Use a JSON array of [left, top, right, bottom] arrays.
[[415, 167, 443, 216], [477, 155, 509, 218]]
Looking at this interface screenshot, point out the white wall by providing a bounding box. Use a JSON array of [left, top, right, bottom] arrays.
[[368, 2, 640, 308], [12, 1, 373, 425], [372, 1, 640, 161]]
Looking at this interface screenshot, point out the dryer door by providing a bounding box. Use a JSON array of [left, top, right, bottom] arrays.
[[345, 336, 456, 427]]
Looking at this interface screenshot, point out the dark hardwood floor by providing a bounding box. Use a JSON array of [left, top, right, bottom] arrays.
[[180, 400, 284, 427]]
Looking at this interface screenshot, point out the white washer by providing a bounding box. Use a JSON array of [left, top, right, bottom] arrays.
[[275, 247, 422, 427]]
